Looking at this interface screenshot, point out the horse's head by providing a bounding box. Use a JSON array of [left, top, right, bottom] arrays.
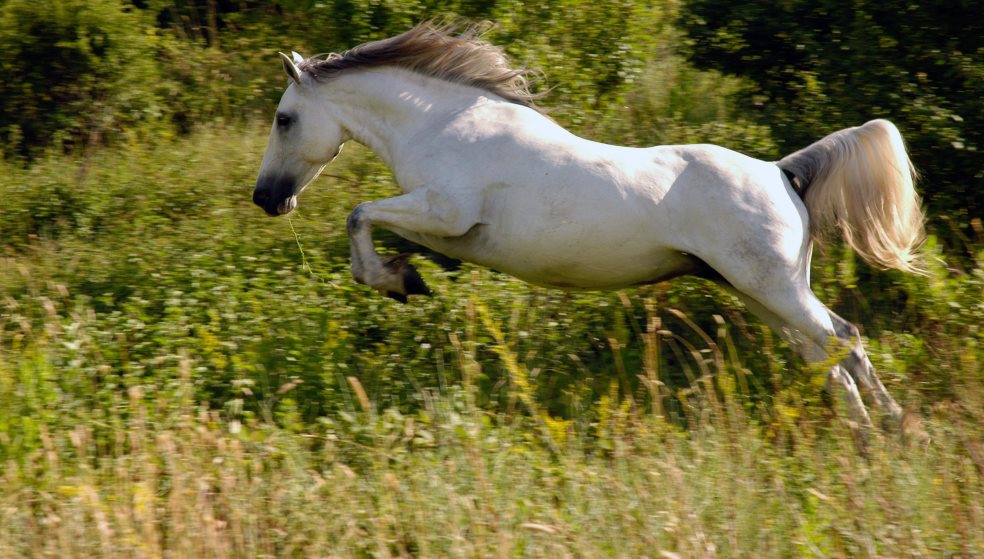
[[253, 52, 346, 216]]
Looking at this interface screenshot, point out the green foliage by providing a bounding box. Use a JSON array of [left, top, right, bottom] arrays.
[[0, 134, 981, 551], [488, 1, 672, 136], [681, 0, 984, 242], [0, 2, 982, 554], [0, 0, 750, 156], [0, 121, 980, 441], [0, 0, 164, 157]]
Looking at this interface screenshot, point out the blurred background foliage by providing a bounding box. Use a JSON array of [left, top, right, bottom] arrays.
[[682, 0, 984, 254], [0, 0, 981, 418], [0, 3, 981, 554], [0, 0, 981, 421], [1, 0, 980, 245]]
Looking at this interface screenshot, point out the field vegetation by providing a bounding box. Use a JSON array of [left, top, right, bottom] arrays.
[[1, 1, 982, 557]]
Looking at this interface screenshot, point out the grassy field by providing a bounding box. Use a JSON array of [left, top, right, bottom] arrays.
[[1, 124, 982, 558]]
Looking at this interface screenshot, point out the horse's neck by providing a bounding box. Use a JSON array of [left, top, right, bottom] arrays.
[[328, 68, 490, 169]]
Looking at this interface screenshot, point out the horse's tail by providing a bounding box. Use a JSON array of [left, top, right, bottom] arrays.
[[778, 119, 926, 274]]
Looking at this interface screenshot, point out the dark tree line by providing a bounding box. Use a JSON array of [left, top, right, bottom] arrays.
[[1, 0, 979, 248], [682, 0, 984, 242]]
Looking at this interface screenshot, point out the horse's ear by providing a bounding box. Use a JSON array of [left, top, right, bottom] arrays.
[[279, 51, 302, 85], [291, 51, 305, 65]]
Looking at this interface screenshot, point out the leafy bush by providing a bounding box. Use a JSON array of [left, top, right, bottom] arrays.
[[681, 0, 984, 245], [0, 0, 164, 157]]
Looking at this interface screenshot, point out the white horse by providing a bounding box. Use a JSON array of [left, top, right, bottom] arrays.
[[253, 24, 926, 431]]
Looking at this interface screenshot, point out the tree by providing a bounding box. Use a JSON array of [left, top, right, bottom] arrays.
[[681, 0, 984, 243], [0, 0, 164, 156]]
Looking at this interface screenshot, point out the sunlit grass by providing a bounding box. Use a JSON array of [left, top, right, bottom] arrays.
[[1, 289, 981, 558], [1, 123, 982, 557]]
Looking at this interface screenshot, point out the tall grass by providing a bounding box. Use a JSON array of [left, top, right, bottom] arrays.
[[1, 123, 982, 557], [1, 283, 981, 557]]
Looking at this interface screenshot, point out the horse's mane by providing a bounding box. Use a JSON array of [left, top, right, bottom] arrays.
[[298, 22, 544, 112]]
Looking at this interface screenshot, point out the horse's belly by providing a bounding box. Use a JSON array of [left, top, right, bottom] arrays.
[[392, 159, 692, 289], [511, 248, 698, 289], [509, 244, 695, 289], [407, 224, 692, 290]]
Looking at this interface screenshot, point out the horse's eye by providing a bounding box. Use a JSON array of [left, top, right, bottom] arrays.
[[276, 114, 293, 129]]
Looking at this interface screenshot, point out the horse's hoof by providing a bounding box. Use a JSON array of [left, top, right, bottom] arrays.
[[385, 291, 409, 303], [880, 410, 904, 433], [402, 265, 431, 297], [901, 412, 931, 448], [382, 254, 431, 301]]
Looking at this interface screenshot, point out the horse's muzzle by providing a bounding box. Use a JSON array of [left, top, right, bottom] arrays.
[[253, 174, 297, 216]]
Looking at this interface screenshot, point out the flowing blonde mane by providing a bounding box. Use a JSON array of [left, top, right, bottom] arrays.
[[298, 22, 543, 111]]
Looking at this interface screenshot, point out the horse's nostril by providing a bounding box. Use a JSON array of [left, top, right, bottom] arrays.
[[253, 189, 270, 206]]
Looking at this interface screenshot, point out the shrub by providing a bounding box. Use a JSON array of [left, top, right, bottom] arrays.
[[0, 0, 163, 157]]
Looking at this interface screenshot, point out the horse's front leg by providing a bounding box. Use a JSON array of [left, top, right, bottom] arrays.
[[346, 187, 480, 302]]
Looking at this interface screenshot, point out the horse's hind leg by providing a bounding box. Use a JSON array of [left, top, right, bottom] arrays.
[[713, 249, 902, 432], [728, 289, 873, 431], [826, 311, 905, 429], [753, 284, 902, 434]]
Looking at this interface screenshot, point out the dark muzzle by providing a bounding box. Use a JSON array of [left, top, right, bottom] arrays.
[[253, 174, 297, 216]]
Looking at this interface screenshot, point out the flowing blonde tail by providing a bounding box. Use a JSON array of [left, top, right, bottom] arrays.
[[778, 119, 927, 273]]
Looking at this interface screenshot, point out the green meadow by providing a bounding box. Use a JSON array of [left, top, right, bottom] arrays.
[[1, 1, 982, 557]]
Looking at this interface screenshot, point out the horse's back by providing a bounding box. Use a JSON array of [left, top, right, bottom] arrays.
[[412, 105, 809, 288]]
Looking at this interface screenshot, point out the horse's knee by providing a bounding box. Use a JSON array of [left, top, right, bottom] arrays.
[[346, 203, 367, 234]]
